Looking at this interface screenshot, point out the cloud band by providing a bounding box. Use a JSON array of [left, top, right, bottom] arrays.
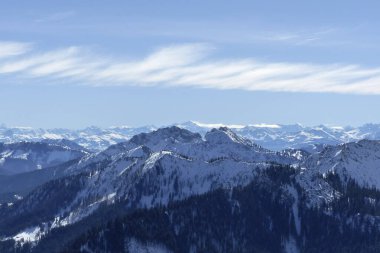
[[0, 41, 379, 95]]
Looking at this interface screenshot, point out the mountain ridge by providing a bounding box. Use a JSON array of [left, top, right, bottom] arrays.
[[2, 121, 380, 152]]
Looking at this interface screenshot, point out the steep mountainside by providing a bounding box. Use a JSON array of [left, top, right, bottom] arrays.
[[3, 166, 380, 253], [59, 170, 380, 253], [302, 139, 380, 189]]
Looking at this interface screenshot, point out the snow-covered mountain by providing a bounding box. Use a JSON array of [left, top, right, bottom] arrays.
[[1, 122, 380, 152], [0, 125, 156, 151], [302, 139, 380, 189], [61, 127, 303, 220], [0, 127, 303, 244], [178, 121, 380, 152], [1, 126, 380, 252]]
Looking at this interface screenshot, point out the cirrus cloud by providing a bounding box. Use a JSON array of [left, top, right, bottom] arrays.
[[0, 41, 32, 59], [0, 41, 380, 95]]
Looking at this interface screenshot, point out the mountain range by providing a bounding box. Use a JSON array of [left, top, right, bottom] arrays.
[[2, 122, 380, 152], [1, 125, 380, 252]]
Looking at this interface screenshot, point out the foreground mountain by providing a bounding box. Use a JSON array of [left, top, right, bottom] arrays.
[[1, 127, 380, 252], [2, 122, 380, 151], [59, 169, 380, 253]]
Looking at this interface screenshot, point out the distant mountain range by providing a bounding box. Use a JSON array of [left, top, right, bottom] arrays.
[[0, 124, 156, 151], [1, 121, 380, 152], [1, 125, 380, 252]]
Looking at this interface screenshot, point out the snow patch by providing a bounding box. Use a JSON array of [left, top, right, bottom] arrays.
[[125, 238, 173, 253], [11, 226, 47, 245], [283, 236, 299, 253], [191, 121, 245, 129], [251, 123, 281, 129]]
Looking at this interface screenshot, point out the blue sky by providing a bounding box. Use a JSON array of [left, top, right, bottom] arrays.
[[1, 0, 379, 128]]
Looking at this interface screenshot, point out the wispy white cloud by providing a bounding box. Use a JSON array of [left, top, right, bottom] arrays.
[[253, 28, 337, 46], [122, 21, 339, 47], [34, 11, 76, 23], [0, 41, 32, 59], [0, 47, 79, 73], [1, 42, 380, 95]]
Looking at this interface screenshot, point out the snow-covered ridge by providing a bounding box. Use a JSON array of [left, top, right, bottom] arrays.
[[1, 121, 380, 152], [302, 139, 380, 189]]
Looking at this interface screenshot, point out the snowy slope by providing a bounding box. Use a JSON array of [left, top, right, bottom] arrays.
[[302, 139, 380, 189]]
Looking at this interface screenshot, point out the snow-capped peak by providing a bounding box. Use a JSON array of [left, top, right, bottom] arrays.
[[129, 126, 202, 148], [249, 123, 282, 129], [205, 127, 252, 145], [188, 121, 246, 129]]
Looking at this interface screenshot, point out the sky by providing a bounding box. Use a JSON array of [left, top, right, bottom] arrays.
[[0, 0, 380, 128]]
